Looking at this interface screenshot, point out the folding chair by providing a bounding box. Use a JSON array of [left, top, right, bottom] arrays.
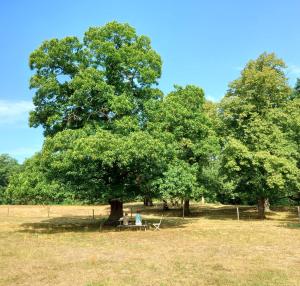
[[152, 215, 163, 231]]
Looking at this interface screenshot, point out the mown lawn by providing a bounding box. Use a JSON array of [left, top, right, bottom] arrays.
[[0, 203, 299, 286]]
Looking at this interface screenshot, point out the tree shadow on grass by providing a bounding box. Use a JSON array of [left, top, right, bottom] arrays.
[[126, 203, 265, 221], [16, 213, 191, 235], [189, 205, 257, 221], [17, 216, 107, 234], [16, 204, 299, 234], [159, 204, 300, 222]]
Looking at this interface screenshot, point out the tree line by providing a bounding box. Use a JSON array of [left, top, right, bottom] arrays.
[[1, 22, 299, 220]]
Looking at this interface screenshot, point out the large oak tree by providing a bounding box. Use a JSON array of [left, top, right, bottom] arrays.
[[27, 22, 163, 219]]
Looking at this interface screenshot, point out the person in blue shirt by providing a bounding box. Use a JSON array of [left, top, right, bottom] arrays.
[[135, 211, 142, 225]]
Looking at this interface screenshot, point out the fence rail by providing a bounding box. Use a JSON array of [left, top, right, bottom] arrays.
[[0, 205, 108, 218], [1, 204, 300, 222]]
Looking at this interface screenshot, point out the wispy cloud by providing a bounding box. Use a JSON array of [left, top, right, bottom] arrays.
[[206, 94, 216, 102], [7, 146, 39, 157], [0, 100, 33, 125], [233, 66, 243, 72], [288, 64, 300, 76], [4, 145, 42, 163]]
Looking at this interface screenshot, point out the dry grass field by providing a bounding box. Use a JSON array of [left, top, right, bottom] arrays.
[[0, 203, 300, 286]]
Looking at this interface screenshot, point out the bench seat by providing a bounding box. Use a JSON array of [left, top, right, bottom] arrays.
[[116, 224, 149, 231]]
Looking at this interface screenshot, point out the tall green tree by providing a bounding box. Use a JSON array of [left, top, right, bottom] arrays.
[[147, 85, 220, 213], [270, 79, 300, 203], [220, 53, 300, 218], [26, 22, 163, 219]]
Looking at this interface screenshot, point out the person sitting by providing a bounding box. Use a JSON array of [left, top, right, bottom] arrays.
[[135, 211, 142, 226], [122, 213, 129, 225]]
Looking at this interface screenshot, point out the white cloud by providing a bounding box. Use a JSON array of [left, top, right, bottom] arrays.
[[8, 147, 39, 157], [233, 66, 243, 72], [0, 100, 33, 125], [206, 94, 219, 103], [288, 64, 300, 76], [5, 145, 42, 163]]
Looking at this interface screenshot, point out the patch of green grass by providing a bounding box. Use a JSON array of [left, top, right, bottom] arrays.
[[286, 222, 300, 229]]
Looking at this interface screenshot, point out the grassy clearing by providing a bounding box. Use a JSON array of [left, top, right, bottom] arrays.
[[0, 203, 300, 286]]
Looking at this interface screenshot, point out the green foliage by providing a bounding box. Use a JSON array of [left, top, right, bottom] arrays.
[[38, 126, 169, 203], [219, 53, 300, 204], [10, 23, 300, 210], [0, 154, 19, 203], [29, 21, 162, 136], [5, 153, 76, 204], [158, 160, 199, 200], [18, 21, 165, 205], [147, 85, 220, 201]]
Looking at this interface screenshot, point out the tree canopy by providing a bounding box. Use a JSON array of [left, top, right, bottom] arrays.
[[29, 21, 162, 136], [3, 22, 300, 220], [219, 53, 300, 218]]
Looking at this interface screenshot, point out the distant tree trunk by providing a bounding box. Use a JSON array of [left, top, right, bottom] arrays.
[[201, 196, 205, 204], [257, 197, 266, 219], [171, 199, 179, 207], [108, 199, 123, 222], [184, 199, 190, 215], [144, 197, 153, 206], [264, 198, 270, 212], [162, 200, 169, 211]]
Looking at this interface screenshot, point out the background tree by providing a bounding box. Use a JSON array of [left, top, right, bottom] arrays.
[[219, 53, 300, 218], [270, 78, 300, 203], [158, 160, 199, 217], [0, 154, 19, 204], [147, 85, 220, 214], [5, 153, 75, 205]]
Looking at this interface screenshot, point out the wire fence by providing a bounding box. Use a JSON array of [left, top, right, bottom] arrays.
[[0, 204, 299, 222], [0, 205, 109, 219]]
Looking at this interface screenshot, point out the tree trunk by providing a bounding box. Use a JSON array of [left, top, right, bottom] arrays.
[[257, 198, 266, 219], [171, 199, 179, 207], [108, 199, 123, 222], [201, 196, 205, 204], [144, 197, 153, 206], [162, 200, 169, 211], [184, 199, 190, 216], [264, 198, 270, 212]]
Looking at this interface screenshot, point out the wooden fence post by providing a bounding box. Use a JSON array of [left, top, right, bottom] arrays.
[[236, 207, 240, 221], [297, 206, 300, 222], [92, 209, 95, 220]]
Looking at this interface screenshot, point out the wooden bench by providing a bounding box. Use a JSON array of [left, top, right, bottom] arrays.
[[116, 224, 149, 231]]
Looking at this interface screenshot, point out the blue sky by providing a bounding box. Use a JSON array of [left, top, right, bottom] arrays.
[[1, 0, 300, 162]]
